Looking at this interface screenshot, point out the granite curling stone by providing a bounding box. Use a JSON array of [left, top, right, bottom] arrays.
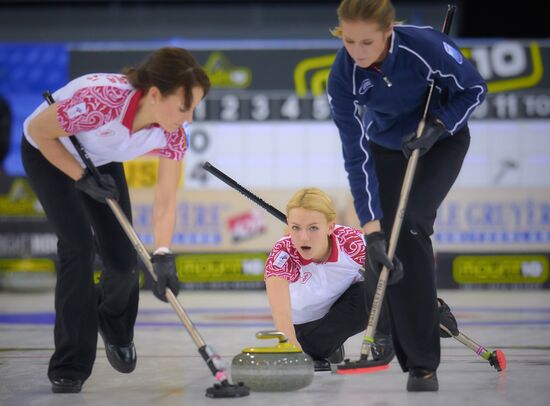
[[231, 331, 314, 392]]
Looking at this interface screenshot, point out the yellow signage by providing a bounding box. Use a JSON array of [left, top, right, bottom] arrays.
[[462, 41, 543, 93], [0, 258, 55, 272], [123, 158, 184, 189], [204, 52, 252, 89], [293, 41, 543, 98], [0, 178, 45, 217], [453, 255, 549, 284], [92, 270, 145, 288], [175, 253, 267, 282], [294, 54, 336, 97]]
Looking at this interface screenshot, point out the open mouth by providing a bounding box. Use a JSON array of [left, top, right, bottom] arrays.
[[300, 246, 312, 255]]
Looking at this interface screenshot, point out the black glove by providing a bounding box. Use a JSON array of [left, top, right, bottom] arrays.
[[151, 253, 180, 302], [438, 298, 459, 337], [75, 169, 119, 203], [401, 116, 447, 159], [365, 231, 403, 285]]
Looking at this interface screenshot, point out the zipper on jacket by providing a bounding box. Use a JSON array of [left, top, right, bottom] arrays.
[[370, 64, 392, 87]]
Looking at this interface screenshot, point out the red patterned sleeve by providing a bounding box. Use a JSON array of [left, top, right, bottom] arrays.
[[56, 86, 131, 134], [335, 226, 366, 267], [151, 127, 187, 161], [264, 239, 300, 282]]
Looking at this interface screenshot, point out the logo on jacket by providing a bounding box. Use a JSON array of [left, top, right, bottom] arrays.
[[300, 271, 312, 283], [97, 129, 115, 137], [273, 251, 290, 268], [66, 102, 87, 119], [443, 42, 463, 64], [358, 78, 374, 95]]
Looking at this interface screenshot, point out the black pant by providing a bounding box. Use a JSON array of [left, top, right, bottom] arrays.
[[371, 127, 470, 372], [294, 280, 391, 360], [21, 137, 139, 381]]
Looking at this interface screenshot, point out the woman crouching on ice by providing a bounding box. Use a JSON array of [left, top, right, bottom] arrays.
[[264, 188, 394, 371]]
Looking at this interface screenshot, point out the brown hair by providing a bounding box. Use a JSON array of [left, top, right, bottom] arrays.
[[286, 188, 337, 223], [123, 47, 211, 109], [331, 0, 395, 38]]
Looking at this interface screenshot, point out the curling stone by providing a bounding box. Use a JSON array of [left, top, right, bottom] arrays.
[[231, 331, 314, 392]]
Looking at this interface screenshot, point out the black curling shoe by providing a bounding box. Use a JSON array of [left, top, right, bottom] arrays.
[[406, 368, 439, 392], [371, 333, 395, 363], [50, 377, 83, 393], [327, 345, 346, 364], [313, 358, 332, 372], [99, 328, 137, 373]]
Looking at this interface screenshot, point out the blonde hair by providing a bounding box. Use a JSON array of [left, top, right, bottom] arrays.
[[286, 188, 336, 223], [330, 0, 396, 38]]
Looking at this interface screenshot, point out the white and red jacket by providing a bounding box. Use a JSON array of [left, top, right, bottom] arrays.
[[264, 225, 365, 324], [23, 73, 188, 166]]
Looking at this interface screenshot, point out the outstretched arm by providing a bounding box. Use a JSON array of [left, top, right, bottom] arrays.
[[153, 156, 181, 249], [265, 276, 301, 350]]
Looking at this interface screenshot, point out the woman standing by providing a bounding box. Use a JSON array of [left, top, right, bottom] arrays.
[[328, 0, 487, 391], [22, 47, 210, 393]]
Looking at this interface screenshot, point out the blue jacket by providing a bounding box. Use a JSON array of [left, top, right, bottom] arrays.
[[328, 25, 487, 226]]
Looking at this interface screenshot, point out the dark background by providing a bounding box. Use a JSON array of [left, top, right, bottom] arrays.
[[0, 0, 547, 41]]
